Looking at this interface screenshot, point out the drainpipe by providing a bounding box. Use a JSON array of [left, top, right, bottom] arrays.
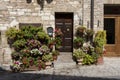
[[82, 0, 84, 26], [90, 0, 94, 30]]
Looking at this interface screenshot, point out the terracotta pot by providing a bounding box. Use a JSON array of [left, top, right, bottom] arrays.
[[96, 56, 103, 65], [53, 55, 57, 61]]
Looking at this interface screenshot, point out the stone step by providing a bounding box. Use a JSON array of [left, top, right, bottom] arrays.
[[54, 52, 76, 69]]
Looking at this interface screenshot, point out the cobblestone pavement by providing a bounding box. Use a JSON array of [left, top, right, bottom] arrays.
[[0, 57, 120, 80]]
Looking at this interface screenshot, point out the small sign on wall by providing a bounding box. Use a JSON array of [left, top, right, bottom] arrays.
[[47, 27, 53, 37]]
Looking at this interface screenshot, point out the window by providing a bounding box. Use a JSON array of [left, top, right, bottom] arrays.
[[104, 18, 115, 44], [19, 23, 42, 28]]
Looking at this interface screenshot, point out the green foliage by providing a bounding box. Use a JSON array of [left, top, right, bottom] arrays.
[[73, 49, 85, 59], [75, 26, 86, 37], [86, 29, 94, 37], [22, 57, 30, 68], [11, 52, 20, 60], [74, 37, 85, 48], [95, 47, 103, 57], [36, 60, 46, 69], [37, 31, 50, 44], [40, 45, 50, 54], [52, 50, 59, 56], [20, 48, 30, 57], [55, 37, 62, 49], [6, 27, 19, 40], [94, 30, 107, 57], [19, 26, 43, 39], [94, 30, 106, 48], [42, 54, 53, 62], [82, 54, 95, 65], [91, 52, 99, 62], [6, 25, 59, 71], [48, 39, 56, 45], [12, 39, 27, 51], [27, 39, 41, 49]]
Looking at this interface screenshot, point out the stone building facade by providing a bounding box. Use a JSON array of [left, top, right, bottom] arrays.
[[0, 0, 103, 65], [1, 0, 120, 66]]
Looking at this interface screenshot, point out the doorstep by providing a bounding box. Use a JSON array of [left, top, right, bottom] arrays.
[[54, 52, 76, 69]]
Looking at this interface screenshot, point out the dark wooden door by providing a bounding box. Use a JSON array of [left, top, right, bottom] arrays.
[[55, 13, 73, 52]]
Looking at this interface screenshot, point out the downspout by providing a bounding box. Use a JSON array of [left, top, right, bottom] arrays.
[[82, 0, 84, 26], [90, 0, 94, 30]]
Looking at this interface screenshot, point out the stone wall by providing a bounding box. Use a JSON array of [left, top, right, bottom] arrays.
[[104, 0, 120, 4], [0, 0, 104, 65]]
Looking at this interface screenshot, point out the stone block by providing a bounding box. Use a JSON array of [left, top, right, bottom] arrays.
[[42, 16, 50, 20], [10, 12, 17, 15], [17, 11, 25, 15]]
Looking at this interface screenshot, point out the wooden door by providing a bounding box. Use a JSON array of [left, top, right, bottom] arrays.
[[104, 16, 120, 56], [55, 13, 73, 52]]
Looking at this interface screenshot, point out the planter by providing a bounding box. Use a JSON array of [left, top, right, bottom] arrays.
[[53, 55, 57, 61], [77, 59, 83, 65], [26, 65, 38, 71], [96, 56, 103, 65], [45, 61, 52, 69]]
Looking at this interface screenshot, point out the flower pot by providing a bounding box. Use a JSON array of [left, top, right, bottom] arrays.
[[96, 56, 103, 65], [45, 61, 52, 66], [53, 55, 58, 61], [77, 59, 83, 65], [45, 61, 52, 69]]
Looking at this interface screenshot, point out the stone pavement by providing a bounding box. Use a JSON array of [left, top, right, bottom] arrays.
[[0, 57, 120, 80]]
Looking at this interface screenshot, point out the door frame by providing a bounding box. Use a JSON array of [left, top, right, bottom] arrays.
[[55, 12, 73, 52], [104, 15, 120, 56]]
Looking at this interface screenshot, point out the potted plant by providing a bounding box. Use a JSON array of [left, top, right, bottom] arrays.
[[75, 26, 86, 37], [12, 39, 27, 51], [35, 60, 46, 70], [39, 45, 50, 54], [48, 39, 56, 51], [52, 50, 59, 60], [73, 37, 85, 48], [42, 54, 53, 68], [85, 29, 94, 41], [73, 49, 85, 65], [11, 52, 20, 61], [82, 54, 95, 65], [94, 30, 106, 64], [30, 48, 42, 57]]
